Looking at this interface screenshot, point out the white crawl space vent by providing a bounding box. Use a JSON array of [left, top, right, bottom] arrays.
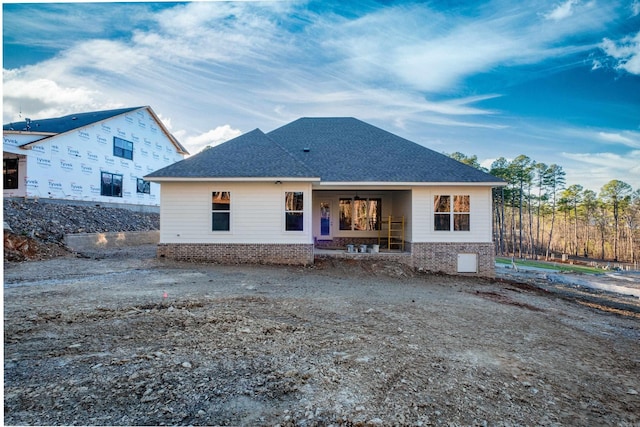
[[457, 253, 478, 273]]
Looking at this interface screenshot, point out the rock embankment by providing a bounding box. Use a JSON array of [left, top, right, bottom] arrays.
[[3, 199, 159, 261]]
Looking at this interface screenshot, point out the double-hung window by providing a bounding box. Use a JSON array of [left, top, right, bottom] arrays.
[[285, 192, 304, 231], [212, 192, 231, 231], [113, 137, 133, 160], [434, 195, 470, 231], [101, 172, 123, 197]]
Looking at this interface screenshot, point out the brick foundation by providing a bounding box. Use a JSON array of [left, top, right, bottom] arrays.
[[411, 242, 495, 277], [157, 243, 314, 266], [156, 241, 495, 277]]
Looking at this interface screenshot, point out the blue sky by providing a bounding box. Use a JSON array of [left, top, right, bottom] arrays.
[[3, 0, 639, 192]]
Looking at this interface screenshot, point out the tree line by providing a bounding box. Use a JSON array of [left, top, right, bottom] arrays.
[[449, 152, 640, 265]]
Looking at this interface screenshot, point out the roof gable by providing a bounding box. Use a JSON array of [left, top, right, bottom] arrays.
[[3, 106, 188, 155], [146, 128, 316, 179], [267, 117, 500, 183]]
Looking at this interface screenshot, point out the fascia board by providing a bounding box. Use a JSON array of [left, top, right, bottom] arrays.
[[145, 176, 321, 183], [316, 181, 507, 187]]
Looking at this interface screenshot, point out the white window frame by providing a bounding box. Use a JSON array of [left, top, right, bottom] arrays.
[[434, 194, 470, 232], [212, 191, 231, 232], [338, 197, 382, 231], [284, 191, 304, 232]]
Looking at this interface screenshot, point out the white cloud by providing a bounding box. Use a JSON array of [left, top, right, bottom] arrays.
[[596, 131, 640, 148], [600, 31, 640, 75], [545, 0, 579, 21], [2, 70, 118, 122], [323, 1, 609, 93], [2, 1, 617, 130], [174, 125, 243, 156], [562, 150, 640, 190], [632, 1, 640, 17]]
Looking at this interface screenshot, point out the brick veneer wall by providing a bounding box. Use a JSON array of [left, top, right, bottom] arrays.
[[157, 243, 314, 265], [157, 241, 495, 277], [411, 242, 495, 277]]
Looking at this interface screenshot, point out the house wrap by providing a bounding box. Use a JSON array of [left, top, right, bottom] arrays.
[[3, 106, 188, 207]]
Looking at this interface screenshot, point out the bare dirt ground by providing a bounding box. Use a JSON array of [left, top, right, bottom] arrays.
[[4, 246, 640, 426]]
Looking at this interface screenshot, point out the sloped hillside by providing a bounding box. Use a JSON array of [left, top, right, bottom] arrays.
[[4, 199, 159, 261]]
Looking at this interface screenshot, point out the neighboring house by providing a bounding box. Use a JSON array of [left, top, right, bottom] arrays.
[[3, 106, 188, 207], [146, 117, 504, 276]]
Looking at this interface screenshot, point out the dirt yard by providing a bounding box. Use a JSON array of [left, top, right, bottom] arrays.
[[4, 246, 640, 426]]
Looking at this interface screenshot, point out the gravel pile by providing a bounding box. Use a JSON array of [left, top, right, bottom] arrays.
[[3, 199, 159, 261]]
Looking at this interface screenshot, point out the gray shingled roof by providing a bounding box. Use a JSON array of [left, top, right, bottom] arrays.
[[3, 107, 142, 134], [146, 129, 316, 178], [268, 117, 499, 182], [147, 117, 503, 184]]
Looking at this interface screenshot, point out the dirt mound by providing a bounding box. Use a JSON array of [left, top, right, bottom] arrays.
[[4, 231, 69, 262], [314, 257, 417, 278]]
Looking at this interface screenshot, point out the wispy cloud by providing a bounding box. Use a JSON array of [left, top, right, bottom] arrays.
[[2, 1, 638, 191], [596, 131, 640, 148], [600, 31, 640, 75], [3, 0, 513, 141], [323, 1, 612, 93], [562, 150, 640, 189], [544, 0, 579, 21]]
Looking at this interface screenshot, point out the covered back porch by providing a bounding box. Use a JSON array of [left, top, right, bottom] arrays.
[[311, 188, 412, 253]]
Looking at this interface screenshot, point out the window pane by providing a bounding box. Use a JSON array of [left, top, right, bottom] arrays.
[[434, 213, 450, 231], [137, 179, 150, 194], [454, 195, 470, 213], [285, 192, 304, 211], [113, 175, 122, 197], [3, 159, 19, 189], [434, 195, 450, 212], [454, 213, 470, 231], [101, 173, 112, 196], [285, 212, 303, 231], [339, 199, 352, 230], [369, 199, 381, 230], [212, 192, 231, 210], [114, 137, 133, 160], [354, 199, 368, 230], [212, 212, 230, 231]]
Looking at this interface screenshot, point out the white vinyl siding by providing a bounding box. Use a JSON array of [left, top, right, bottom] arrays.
[[411, 186, 493, 243], [159, 181, 313, 244]]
